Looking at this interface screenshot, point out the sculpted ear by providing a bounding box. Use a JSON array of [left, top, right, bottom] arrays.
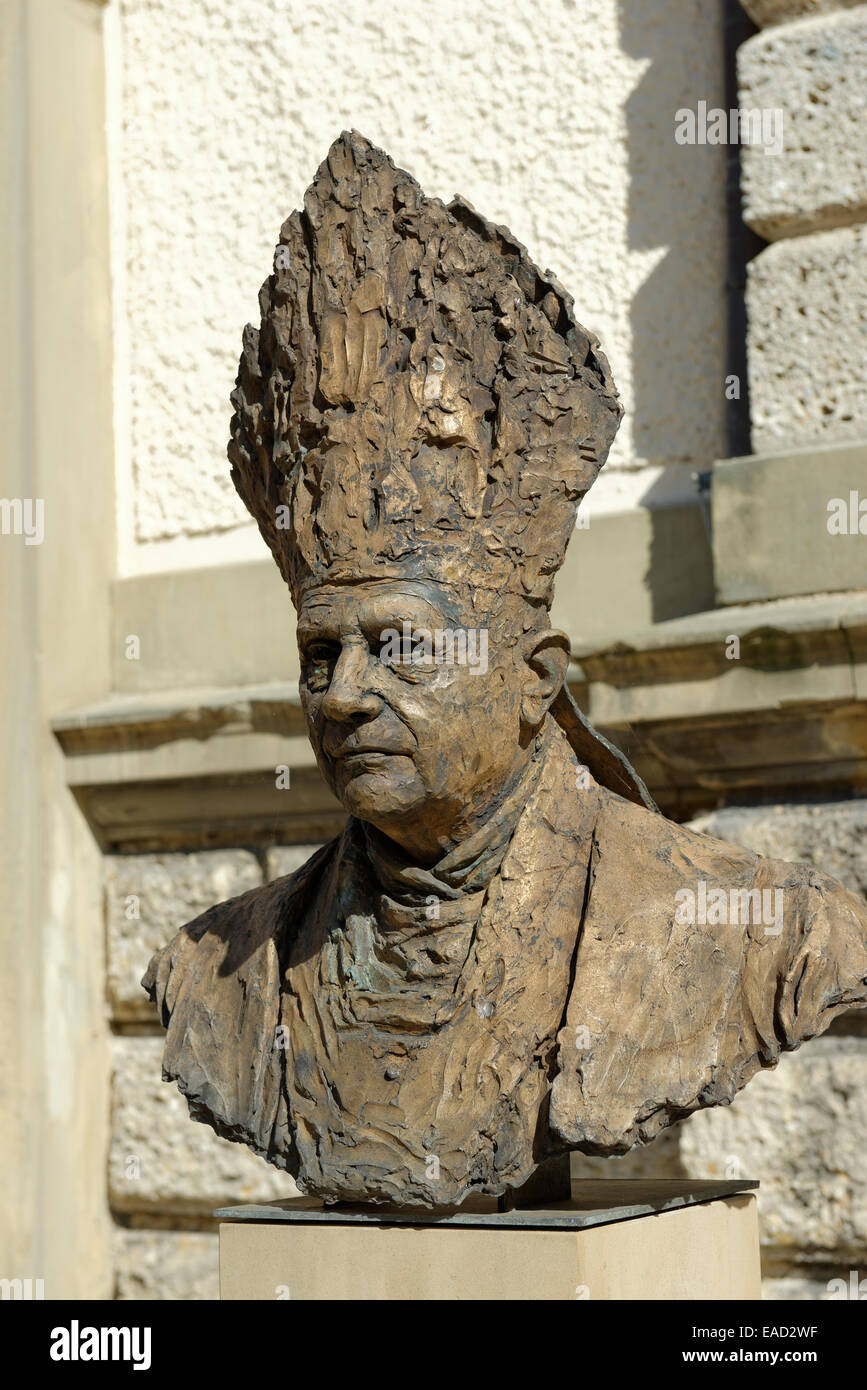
[[520, 630, 570, 728]]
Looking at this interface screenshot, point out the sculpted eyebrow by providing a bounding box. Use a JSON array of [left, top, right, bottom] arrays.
[[297, 625, 339, 647], [362, 607, 442, 633]]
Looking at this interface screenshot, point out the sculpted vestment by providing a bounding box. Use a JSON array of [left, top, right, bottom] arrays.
[[145, 715, 867, 1206]]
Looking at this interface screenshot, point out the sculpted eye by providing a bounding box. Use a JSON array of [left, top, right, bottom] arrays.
[[306, 642, 336, 664], [376, 629, 433, 681], [301, 641, 338, 692]]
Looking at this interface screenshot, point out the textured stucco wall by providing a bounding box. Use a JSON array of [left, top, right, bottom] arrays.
[[108, 0, 728, 575]]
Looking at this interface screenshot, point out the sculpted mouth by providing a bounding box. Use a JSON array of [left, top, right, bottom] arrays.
[[332, 746, 410, 762]]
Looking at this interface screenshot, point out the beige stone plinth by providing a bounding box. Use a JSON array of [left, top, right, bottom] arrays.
[[219, 1192, 761, 1301]]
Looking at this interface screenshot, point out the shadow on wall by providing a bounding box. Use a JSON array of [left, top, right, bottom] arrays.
[[561, 467, 715, 641], [616, 0, 730, 470], [643, 472, 715, 623]]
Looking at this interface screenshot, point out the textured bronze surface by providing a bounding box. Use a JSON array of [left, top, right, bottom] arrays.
[[144, 133, 867, 1209]]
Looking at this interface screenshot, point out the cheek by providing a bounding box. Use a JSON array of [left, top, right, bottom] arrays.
[[300, 688, 325, 747], [417, 673, 517, 762]]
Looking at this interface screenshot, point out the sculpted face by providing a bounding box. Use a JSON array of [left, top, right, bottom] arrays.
[[297, 579, 569, 864]]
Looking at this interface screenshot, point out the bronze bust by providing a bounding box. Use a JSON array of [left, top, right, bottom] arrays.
[[144, 132, 867, 1208]]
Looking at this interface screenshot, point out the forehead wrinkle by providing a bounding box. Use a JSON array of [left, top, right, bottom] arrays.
[[299, 578, 467, 629], [358, 595, 449, 630]]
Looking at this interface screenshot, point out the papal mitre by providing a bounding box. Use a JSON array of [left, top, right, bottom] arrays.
[[228, 130, 653, 808]]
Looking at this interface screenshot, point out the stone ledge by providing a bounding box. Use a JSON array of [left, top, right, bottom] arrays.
[[54, 682, 345, 852], [569, 590, 867, 816], [573, 588, 867, 672], [573, 589, 867, 714], [551, 494, 714, 648], [53, 680, 308, 749]]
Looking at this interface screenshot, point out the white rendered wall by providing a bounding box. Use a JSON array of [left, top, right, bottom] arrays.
[[107, 0, 728, 576]]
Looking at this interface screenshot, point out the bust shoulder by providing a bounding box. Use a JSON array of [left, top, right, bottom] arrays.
[[550, 789, 867, 1152], [139, 837, 340, 1167]]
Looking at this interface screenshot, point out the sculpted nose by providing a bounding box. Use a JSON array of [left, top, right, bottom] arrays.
[[321, 643, 382, 722]]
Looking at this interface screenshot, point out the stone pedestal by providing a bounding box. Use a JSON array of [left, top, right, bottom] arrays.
[[217, 1179, 761, 1301]]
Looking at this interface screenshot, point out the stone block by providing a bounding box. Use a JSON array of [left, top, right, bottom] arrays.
[[110, 1036, 297, 1214], [219, 1192, 762, 1301], [746, 225, 867, 454], [762, 1274, 836, 1299], [689, 798, 867, 899], [680, 1040, 867, 1258], [712, 441, 867, 603], [114, 1228, 219, 1301], [740, 10, 867, 239], [740, 1, 862, 28], [105, 850, 262, 1020]]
